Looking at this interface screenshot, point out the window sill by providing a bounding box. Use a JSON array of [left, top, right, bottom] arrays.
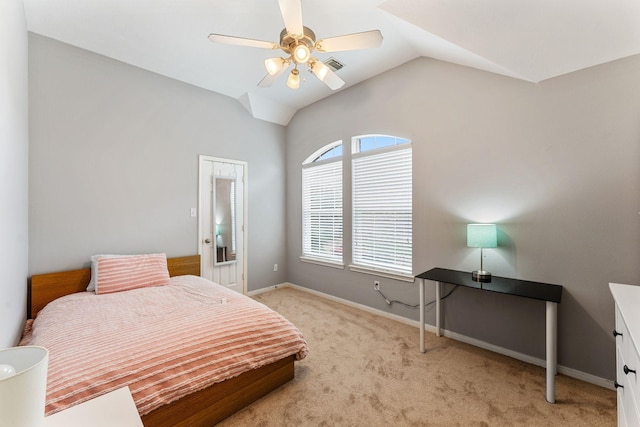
[[348, 265, 415, 283], [300, 257, 345, 270]]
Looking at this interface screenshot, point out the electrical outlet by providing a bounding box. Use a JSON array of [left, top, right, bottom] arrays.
[[374, 281, 380, 290]]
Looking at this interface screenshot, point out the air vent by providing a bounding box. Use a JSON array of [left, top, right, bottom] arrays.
[[324, 57, 344, 71]]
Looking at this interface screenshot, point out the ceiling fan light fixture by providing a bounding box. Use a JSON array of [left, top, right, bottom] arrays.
[[310, 59, 330, 81], [209, 0, 381, 91], [265, 57, 287, 75], [292, 44, 311, 64], [287, 68, 300, 89]]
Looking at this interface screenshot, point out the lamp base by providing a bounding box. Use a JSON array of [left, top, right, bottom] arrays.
[[472, 270, 492, 282]]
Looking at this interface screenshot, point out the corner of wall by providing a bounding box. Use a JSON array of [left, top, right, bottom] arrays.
[[0, 0, 30, 347]]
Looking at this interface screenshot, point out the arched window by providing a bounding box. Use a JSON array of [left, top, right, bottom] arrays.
[[301, 141, 343, 266], [351, 135, 412, 276]]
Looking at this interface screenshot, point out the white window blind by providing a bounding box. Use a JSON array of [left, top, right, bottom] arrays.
[[352, 146, 412, 275], [302, 160, 343, 263]]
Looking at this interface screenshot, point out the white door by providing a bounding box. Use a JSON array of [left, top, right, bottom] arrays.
[[198, 155, 247, 294]]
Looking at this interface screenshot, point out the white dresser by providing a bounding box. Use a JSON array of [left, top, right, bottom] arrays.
[[610, 283, 640, 426]]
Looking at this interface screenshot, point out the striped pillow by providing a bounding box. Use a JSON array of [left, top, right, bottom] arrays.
[[93, 253, 170, 295]]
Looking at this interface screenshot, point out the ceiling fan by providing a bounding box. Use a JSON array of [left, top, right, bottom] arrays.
[[208, 0, 383, 90]]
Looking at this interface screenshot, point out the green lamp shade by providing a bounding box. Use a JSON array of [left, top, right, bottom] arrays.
[[467, 224, 497, 248]]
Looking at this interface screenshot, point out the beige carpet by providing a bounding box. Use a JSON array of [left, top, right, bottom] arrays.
[[219, 287, 616, 426]]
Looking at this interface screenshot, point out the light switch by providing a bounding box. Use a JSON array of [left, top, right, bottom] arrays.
[[190, 208, 197, 218]]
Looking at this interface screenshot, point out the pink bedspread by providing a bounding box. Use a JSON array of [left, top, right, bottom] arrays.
[[20, 275, 308, 416]]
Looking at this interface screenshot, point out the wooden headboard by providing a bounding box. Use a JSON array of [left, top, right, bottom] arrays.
[[28, 255, 201, 319]]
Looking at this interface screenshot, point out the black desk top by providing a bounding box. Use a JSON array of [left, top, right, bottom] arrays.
[[416, 268, 563, 303]]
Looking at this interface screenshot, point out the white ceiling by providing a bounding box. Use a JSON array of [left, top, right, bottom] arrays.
[[23, 0, 640, 125]]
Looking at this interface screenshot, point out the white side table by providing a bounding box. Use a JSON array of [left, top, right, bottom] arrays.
[[44, 386, 143, 427]]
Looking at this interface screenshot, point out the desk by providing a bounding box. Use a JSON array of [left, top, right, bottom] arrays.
[[416, 268, 563, 403]]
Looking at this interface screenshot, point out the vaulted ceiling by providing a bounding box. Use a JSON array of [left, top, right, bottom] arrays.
[[23, 0, 640, 125]]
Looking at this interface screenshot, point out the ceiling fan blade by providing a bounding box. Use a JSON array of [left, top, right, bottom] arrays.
[[258, 62, 291, 87], [209, 33, 278, 50], [278, 0, 304, 38], [258, 74, 277, 88], [309, 60, 344, 90], [320, 67, 345, 91], [315, 30, 383, 53]]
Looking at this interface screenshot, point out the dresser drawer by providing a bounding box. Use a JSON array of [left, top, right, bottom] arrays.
[[616, 306, 640, 383], [611, 283, 640, 427], [615, 301, 640, 427], [617, 347, 640, 427], [616, 307, 640, 369]]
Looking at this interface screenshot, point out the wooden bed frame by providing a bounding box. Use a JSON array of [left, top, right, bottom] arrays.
[[29, 255, 296, 427]]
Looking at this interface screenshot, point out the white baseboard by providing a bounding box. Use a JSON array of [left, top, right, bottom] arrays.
[[440, 329, 613, 390], [247, 284, 284, 297], [253, 282, 614, 391]]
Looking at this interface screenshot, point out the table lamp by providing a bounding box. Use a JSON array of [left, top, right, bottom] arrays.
[[0, 346, 49, 426], [215, 223, 224, 247], [467, 223, 497, 282]]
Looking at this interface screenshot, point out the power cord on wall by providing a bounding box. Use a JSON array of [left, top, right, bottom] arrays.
[[375, 285, 458, 309]]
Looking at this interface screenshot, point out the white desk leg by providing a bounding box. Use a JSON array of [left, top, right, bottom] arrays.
[[435, 281, 441, 337], [546, 301, 558, 403], [420, 279, 425, 353]]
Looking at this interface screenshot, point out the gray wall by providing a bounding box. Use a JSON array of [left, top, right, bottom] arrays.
[[22, 29, 640, 381], [28, 34, 288, 291], [286, 56, 640, 380], [0, 0, 29, 347]]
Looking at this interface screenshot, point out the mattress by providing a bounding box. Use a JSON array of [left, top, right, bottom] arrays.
[[20, 275, 308, 416]]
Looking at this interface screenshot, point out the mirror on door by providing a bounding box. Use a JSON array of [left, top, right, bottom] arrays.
[[214, 177, 237, 265]]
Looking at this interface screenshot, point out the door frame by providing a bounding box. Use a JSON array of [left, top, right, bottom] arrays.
[[198, 154, 248, 293]]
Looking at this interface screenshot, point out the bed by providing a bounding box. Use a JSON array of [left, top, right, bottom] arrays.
[[23, 255, 308, 426]]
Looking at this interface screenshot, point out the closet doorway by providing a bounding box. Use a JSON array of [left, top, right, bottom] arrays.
[[198, 155, 247, 294]]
